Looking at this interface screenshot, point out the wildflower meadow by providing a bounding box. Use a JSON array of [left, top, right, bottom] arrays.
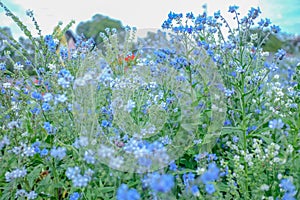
[[0, 2, 299, 200]]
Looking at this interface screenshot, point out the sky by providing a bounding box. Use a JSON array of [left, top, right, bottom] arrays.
[[0, 0, 299, 39]]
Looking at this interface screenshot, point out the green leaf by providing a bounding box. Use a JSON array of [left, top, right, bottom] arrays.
[[98, 186, 115, 193], [27, 165, 42, 188]]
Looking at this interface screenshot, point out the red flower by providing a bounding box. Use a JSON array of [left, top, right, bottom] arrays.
[[34, 78, 39, 85], [125, 54, 135, 62]]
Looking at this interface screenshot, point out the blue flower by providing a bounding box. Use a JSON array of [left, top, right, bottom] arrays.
[[207, 154, 218, 162], [26, 191, 38, 199], [55, 94, 68, 103], [44, 35, 57, 52], [30, 107, 41, 115], [205, 183, 216, 194], [60, 47, 68, 60], [169, 161, 177, 171], [282, 193, 296, 200], [149, 173, 174, 193], [0, 63, 6, 71], [72, 174, 89, 187], [275, 49, 286, 60], [84, 150, 95, 164], [43, 122, 56, 134], [224, 88, 234, 97], [268, 119, 284, 130], [42, 102, 51, 111], [186, 12, 194, 19], [183, 172, 195, 187], [69, 192, 81, 200], [101, 120, 111, 128], [5, 168, 27, 182], [214, 10, 220, 19], [117, 184, 140, 200], [200, 163, 220, 184], [43, 93, 53, 102], [248, 7, 261, 19], [31, 142, 41, 153], [270, 25, 280, 33], [228, 5, 239, 13], [264, 18, 271, 27], [280, 179, 296, 193], [264, 62, 278, 71], [31, 91, 43, 101], [66, 167, 93, 188], [40, 148, 48, 157], [50, 146, 66, 160], [191, 185, 200, 196], [280, 179, 296, 200], [58, 77, 71, 88], [232, 136, 239, 143]]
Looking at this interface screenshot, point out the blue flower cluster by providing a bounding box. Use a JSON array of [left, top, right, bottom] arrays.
[[5, 168, 27, 182], [44, 35, 57, 53], [280, 179, 297, 200], [200, 163, 220, 194], [66, 167, 94, 187], [116, 184, 140, 200], [142, 173, 174, 193]]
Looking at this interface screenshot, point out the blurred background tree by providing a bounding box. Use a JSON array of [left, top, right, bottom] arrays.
[[76, 14, 124, 47]]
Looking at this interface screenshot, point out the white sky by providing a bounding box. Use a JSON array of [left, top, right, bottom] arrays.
[[0, 0, 282, 39]]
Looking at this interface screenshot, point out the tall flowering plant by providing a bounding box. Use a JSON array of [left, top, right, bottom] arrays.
[[0, 2, 299, 200]]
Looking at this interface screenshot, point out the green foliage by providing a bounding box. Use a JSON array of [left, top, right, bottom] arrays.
[[263, 33, 283, 52], [249, 28, 283, 52]]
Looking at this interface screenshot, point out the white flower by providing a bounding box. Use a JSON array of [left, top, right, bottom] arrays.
[[55, 94, 67, 103], [14, 63, 24, 70], [260, 184, 270, 191], [3, 82, 11, 88], [287, 144, 294, 154], [273, 157, 280, 163], [274, 74, 280, 79], [47, 64, 56, 71]]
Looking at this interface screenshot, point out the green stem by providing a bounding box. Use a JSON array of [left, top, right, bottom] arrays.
[[241, 73, 249, 199]]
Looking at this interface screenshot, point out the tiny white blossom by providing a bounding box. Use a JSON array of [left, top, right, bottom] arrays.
[[14, 63, 24, 70], [47, 64, 56, 71], [260, 184, 270, 191], [3, 82, 11, 88]]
